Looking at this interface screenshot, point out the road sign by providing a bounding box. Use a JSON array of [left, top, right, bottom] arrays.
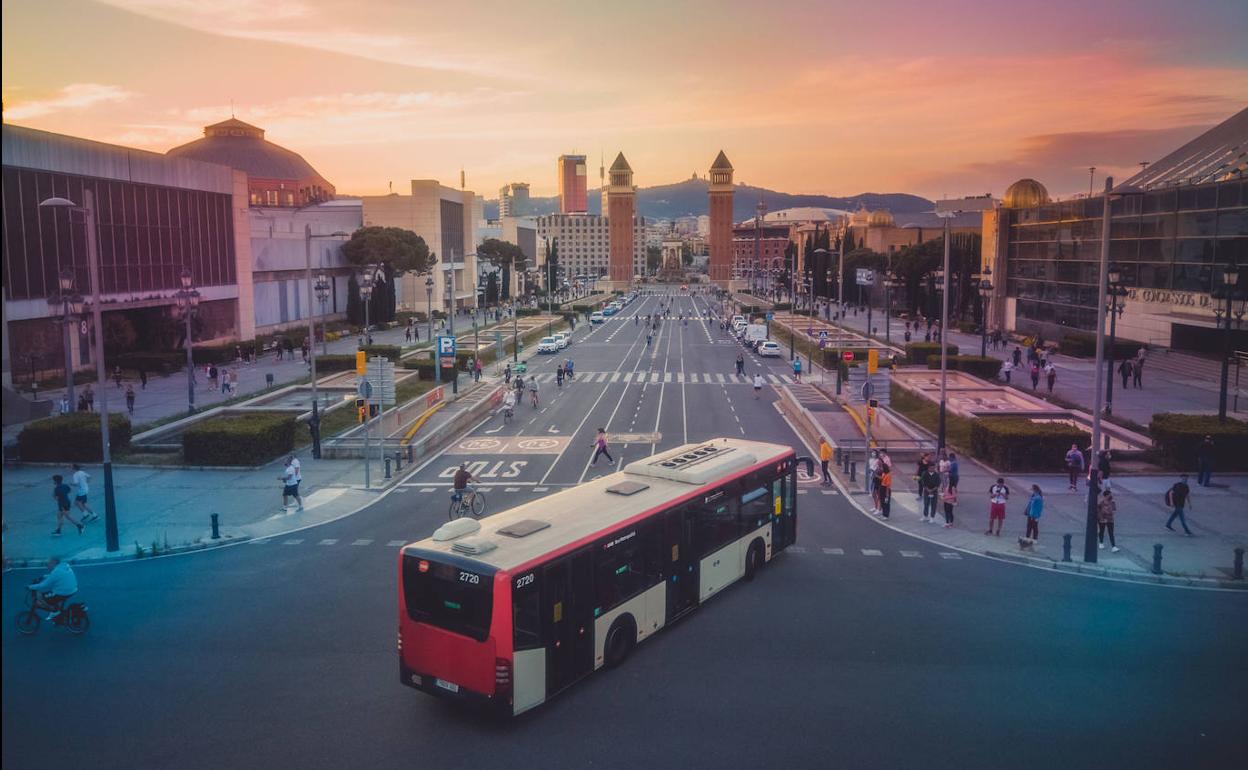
[[437, 335, 456, 357], [356, 379, 373, 399], [856, 268, 875, 286], [860, 381, 874, 401], [355, 350, 367, 375], [867, 349, 879, 374], [842, 351, 854, 362], [365, 357, 397, 406], [766, 312, 774, 321]]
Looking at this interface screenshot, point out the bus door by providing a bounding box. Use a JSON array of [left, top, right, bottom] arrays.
[[542, 551, 594, 693], [773, 469, 797, 549], [663, 508, 698, 619]]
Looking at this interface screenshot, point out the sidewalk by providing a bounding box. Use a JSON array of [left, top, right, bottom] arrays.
[[832, 306, 1245, 426], [780, 381, 1248, 588]]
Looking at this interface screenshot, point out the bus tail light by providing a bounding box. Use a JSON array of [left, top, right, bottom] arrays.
[[495, 658, 512, 696]]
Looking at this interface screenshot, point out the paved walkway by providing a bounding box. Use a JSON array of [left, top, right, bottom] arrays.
[[830, 304, 1246, 425]]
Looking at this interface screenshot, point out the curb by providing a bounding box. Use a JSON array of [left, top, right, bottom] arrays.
[[5, 534, 246, 569]]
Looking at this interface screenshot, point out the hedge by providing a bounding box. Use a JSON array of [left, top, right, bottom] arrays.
[[182, 412, 296, 467], [357, 344, 401, 362], [317, 354, 360, 373], [969, 418, 1085, 472], [1059, 332, 1139, 360], [113, 351, 185, 376], [904, 342, 959, 366], [927, 354, 1002, 381], [17, 413, 132, 462], [1148, 413, 1248, 471], [402, 360, 439, 380], [516, 308, 542, 317]]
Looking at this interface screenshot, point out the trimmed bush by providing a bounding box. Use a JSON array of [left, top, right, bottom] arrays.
[[182, 412, 296, 467], [113, 351, 184, 376], [969, 418, 1085, 472], [516, 308, 542, 317], [1058, 332, 1138, 360], [317, 354, 360, 373], [1149, 413, 1248, 471], [358, 344, 401, 362], [904, 342, 958, 366], [191, 343, 246, 365], [927, 354, 1002, 381], [402, 360, 439, 380], [17, 413, 132, 462]]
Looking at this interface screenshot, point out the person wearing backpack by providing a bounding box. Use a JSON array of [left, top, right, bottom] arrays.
[[919, 464, 941, 523], [986, 478, 1009, 536], [1064, 443, 1085, 491], [1164, 475, 1193, 536], [1097, 489, 1119, 552], [1019, 484, 1043, 549]]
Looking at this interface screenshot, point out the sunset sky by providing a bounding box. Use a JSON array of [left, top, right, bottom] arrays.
[[4, 0, 1247, 203]]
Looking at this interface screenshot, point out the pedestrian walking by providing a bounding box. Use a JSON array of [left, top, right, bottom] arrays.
[[1029, 361, 1041, 390], [219, 367, 229, 394], [868, 450, 881, 513], [209, 364, 219, 392], [50, 474, 83, 536], [125, 384, 136, 415], [877, 464, 893, 519], [1019, 484, 1043, 549], [1044, 362, 1057, 393], [474, 358, 483, 382], [792, 358, 802, 383], [736, 352, 745, 376], [1164, 474, 1193, 535], [285, 337, 296, 360], [986, 478, 1009, 536], [279, 455, 303, 511], [504, 364, 511, 385], [1196, 435, 1214, 486], [113, 365, 124, 389], [1001, 359, 1014, 384], [1064, 443, 1085, 491], [1118, 358, 1132, 389], [301, 341, 309, 362], [941, 485, 958, 528], [84, 384, 95, 412], [405, 326, 413, 343], [71, 463, 98, 523], [818, 438, 833, 486], [565, 359, 574, 380], [947, 452, 960, 491], [138, 366, 148, 390], [920, 464, 941, 523], [1097, 489, 1119, 552], [1132, 356, 1144, 388], [556, 365, 564, 388], [752, 372, 764, 398], [1012, 346, 1022, 367], [58, 395, 71, 415], [590, 429, 614, 465], [936, 450, 951, 491]]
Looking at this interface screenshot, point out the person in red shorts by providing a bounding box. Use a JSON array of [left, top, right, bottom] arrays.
[[986, 477, 1009, 536]]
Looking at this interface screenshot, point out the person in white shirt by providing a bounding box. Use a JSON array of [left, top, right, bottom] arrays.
[[28, 557, 78, 619], [752, 373, 764, 399], [279, 456, 303, 511], [70, 464, 98, 523], [502, 388, 517, 417]]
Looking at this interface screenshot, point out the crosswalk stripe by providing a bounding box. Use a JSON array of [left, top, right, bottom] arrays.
[[420, 487, 436, 493], [664, 372, 673, 383], [821, 547, 844, 555], [318, 539, 338, 546], [352, 539, 373, 546], [789, 546, 808, 553], [767, 374, 779, 384], [939, 552, 962, 559], [900, 550, 922, 558], [716, 373, 726, 383], [861, 549, 883, 556], [283, 539, 304, 545], [387, 540, 406, 547], [610, 372, 621, 383], [504, 487, 520, 492], [595, 372, 608, 383]]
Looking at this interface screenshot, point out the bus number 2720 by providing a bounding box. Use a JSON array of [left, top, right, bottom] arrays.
[[459, 571, 481, 584], [514, 573, 535, 589]]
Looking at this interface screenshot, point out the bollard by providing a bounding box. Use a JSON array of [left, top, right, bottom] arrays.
[[385, 457, 392, 480], [1233, 547, 1244, 580], [834, 447, 842, 466], [1061, 533, 1072, 562], [394, 450, 402, 471], [210, 513, 220, 540], [849, 461, 856, 483], [1152, 544, 1164, 575], [842, 453, 850, 473], [406, 444, 413, 463]]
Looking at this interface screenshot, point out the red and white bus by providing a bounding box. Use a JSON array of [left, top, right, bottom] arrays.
[[397, 438, 811, 716]]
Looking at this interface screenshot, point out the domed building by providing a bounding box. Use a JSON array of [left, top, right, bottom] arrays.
[[867, 209, 895, 228], [167, 118, 335, 207], [1002, 178, 1050, 209]]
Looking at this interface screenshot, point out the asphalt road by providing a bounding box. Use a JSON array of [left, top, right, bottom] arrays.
[[4, 291, 1245, 770]]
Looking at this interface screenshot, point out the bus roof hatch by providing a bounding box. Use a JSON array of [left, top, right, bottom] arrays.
[[624, 442, 756, 485]]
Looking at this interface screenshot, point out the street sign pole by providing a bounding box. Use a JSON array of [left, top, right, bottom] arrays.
[[861, 381, 874, 493]]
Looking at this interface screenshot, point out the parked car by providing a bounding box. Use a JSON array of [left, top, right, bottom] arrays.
[[554, 332, 570, 349], [590, 312, 606, 324], [537, 336, 559, 354], [757, 340, 782, 357]]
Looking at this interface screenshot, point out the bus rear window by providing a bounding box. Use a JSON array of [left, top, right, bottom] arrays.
[[402, 554, 494, 642]]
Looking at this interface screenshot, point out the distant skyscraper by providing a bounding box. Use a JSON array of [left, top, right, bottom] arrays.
[[558, 154, 588, 214], [498, 182, 531, 217], [708, 150, 734, 286], [607, 152, 636, 284]]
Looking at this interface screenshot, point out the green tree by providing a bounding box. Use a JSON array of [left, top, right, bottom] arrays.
[[341, 226, 434, 275], [645, 245, 662, 274], [478, 238, 527, 302]]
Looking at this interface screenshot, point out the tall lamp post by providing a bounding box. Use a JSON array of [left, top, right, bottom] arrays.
[[881, 272, 895, 344], [935, 212, 954, 450], [314, 272, 331, 357], [1218, 262, 1242, 422], [304, 228, 348, 459], [47, 268, 85, 410], [425, 276, 435, 376], [40, 192, 119, 552], [977, 268, 994, 357], [1103, 265, 1128, 416], [445, 255, 459, 395], [174, 268, 201, 413]]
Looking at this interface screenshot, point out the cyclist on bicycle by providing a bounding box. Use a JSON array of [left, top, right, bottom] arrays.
[[647, 333, 653, 346], [514, 375, 524, 399], [452, 463, 475, 501], [502, 388, 516, 420], [565, 359, 574, 380], [28, 557, 77, 621], [529, 376, 540, 407]]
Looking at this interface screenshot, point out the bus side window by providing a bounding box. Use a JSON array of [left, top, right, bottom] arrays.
[[693, 501, 739, 557], [594, 524, 654, 610], [513, 578, 542, 650], [740, 484, 773, 530]]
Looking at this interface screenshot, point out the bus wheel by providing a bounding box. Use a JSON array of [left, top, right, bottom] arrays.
[[744, 540, 764, 581], [604, 616, 636, 668]]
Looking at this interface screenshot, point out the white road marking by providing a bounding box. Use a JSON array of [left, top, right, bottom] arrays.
[[352, 539, 373, 546], [821, 547, 844, 555], [939, 552, 962, 559], [504, 487, 520, 492], [283, 539, 304, 545], [900, 550, 922, 558], [420, 487, 437, 493], [387, 540, 406, 547], [789, 546, 808, 553], [318, 539, 338, 546], [534, 486, 549, 492], [821, 489, 836, 495], [249, 539, 271, 545], [861, 549, 883, 556]]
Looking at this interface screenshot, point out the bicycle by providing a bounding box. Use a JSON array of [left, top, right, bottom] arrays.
[[530, 389, 540, 408], [502, 405, 514, 424], [16, 589, 89, 636], [449, 488, 486, 519]]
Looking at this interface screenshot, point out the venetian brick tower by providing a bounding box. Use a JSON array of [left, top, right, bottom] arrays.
[[708, 150, 734, 286], [607, 152, 636, 285]]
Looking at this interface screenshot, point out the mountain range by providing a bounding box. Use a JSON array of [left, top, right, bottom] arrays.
[[486, 176, 933, 222]]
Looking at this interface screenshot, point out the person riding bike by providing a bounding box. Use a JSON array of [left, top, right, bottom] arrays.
[[514, 375, 524, 399], [502, 388, 516, 420], [504, 364, 512, 385], [556, 365, 565, 387], [528, 376, 540, 407], [647, 333, 653, 347], [635, 315, 639, 326], [564, 359, 574, 380], [28, 557, 77, 621], [452, 463, 475, 499]]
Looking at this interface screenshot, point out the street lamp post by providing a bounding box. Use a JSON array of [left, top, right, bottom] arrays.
[[977, 268, 994, 358], [425, 276, 436, 382], [304, 228, 348, 459], [47, 268, 84, 410], [1103, 265, 1128, 416], [359, 270, 375, 344], [314, 272, 331, 357], [446, 256, 458, 395], [40, 191, 119, 552], [174, 268, 201, 413], [1218, 262, 1241, 422], [882, 273, 894, 344], [936, 212, 954, 451]]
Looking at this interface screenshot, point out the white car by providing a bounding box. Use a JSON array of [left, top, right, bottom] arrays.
[[554, 332, 570, 349], [590, 312, 605, 324], [536, 336, 559, 354], [731, 315, 745, 326], [757, 340, 782, 357]]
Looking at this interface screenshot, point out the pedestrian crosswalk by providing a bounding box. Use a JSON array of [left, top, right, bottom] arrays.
[[516, 371, 795, 385]]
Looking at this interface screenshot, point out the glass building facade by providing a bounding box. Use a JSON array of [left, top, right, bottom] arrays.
[[1005, 180, 1248, 334]]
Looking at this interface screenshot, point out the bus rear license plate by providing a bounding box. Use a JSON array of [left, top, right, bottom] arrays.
[[436, 679, 460, 693]]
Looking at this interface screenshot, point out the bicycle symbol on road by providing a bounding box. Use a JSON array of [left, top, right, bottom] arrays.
[[516, 438, 560, 451], [459, 438, 503, 452]]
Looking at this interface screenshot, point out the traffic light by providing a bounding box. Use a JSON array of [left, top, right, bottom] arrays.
[[356, 350, 367, 375], [356, 398, 367, 423], [369, 403, 380, 418]]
